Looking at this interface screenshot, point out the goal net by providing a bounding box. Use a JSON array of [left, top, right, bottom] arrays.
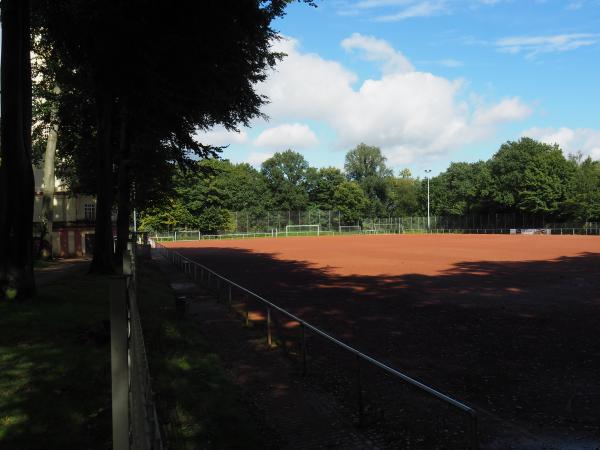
[[362, 223, 403, 234], [285, 224, 320, 236], [338, 225, 361, 233], [512, 228, 551, 235]]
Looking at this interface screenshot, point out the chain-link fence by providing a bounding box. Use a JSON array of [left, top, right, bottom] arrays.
[[150, 224, 600, 243], [149, 210, 600, 239]]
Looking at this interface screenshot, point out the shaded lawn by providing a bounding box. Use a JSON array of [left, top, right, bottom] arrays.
[[137, 260, 269, 450], [0, 273, 111, 450], [1, 258, 268, 450]]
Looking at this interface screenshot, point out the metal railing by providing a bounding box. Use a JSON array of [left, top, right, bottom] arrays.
[[152, 239, 479, 449], [111, 242, 163, 450]]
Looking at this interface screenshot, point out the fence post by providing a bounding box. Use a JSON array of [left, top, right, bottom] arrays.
[[110, 278, 129, 450], [228, 284, 232, 308]]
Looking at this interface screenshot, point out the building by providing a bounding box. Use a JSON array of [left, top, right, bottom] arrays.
[[33, 167, 99, 257]]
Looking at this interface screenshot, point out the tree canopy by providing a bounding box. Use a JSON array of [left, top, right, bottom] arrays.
[[28, 0, 301, 272], [1, 0, 316, 298], [140, 140, 600, 233]]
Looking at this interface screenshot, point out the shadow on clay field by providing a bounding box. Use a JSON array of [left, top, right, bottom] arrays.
[[175, 246, 600, 449]]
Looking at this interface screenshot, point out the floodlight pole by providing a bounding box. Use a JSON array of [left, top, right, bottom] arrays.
[[425, 169, 431, 230]]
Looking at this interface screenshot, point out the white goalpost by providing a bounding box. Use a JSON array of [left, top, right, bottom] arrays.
[[285, 224, 320, 236]]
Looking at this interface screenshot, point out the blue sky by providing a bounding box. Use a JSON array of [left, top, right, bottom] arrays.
[[198, 0, 600, 176]]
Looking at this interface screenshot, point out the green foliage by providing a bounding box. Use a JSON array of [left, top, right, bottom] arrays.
[[261, 150, 310, 210], [141, 138, 600, 233], [429, 161, 492, 215], [31, 0, 308, 270], [195, 207, 235, 235], [139, 198, 197, 231], [485, 138, 575, 217], [387, 175, 421, 215], [306, 166, 346, 210], [214, 162, 272, 213], [333, 181, 369, 223], [562, 155, 600, 221], [344, 143, 393, 181], [343, 143, 394, 216]]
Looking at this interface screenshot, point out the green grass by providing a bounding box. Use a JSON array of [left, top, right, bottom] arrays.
[[0, 255, 269, 450], [0, 272, 111, 449], [137, 260, 269, 450]]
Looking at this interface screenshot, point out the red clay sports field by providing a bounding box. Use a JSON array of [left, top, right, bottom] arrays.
[[164, 234, 600, 448]]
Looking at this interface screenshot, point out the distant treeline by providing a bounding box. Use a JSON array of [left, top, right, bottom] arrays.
[[140, 138, 600, 233]]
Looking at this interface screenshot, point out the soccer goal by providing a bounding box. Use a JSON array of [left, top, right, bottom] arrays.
[[338, 225, 361, 233], [285, 224, 320, 236]]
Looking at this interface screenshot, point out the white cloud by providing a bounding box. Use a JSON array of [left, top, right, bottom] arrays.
[[246, 151, 275, 166], [195, 126, 248, 147], [342, 33, 414, 74], [376, 0, 448, 21], [254, 123, 318, 150], [256, 36, 531, 165], [473, 98, 532, 126], [496, 33, 598, 57], [522, 127, 600, 160]]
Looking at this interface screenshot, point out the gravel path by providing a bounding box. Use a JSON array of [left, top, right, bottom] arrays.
[[154, 251, 383, 450]]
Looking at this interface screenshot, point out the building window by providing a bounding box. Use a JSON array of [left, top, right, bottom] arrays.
[[84, 203, 96, 221]]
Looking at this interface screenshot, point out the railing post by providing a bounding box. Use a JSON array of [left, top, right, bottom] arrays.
[[267, 307, 272, 347], [110, 278, 129, 450], [301, 323, 307, 376], [355, 354, 364, 427], [468, 411, 479, 450], [228, 284, 232, 308]]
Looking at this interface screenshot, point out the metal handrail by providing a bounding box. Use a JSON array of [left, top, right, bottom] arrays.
[[152, 239, 479, 448]]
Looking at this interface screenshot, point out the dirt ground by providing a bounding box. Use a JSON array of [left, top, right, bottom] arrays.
[[165, 234, 600, 449]]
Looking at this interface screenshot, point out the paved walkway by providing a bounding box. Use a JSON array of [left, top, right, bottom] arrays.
[[35, 258, 91, 286], [153, 250, 383, 450]]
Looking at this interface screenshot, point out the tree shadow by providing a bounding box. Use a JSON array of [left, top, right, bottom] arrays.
[[175, 245, 600, 447], [0, 276, 111, 449]]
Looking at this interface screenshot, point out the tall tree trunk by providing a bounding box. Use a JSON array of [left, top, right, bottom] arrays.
[[115, 108, 130, 264], [0, 0, 35, 300], [40, 86, 61, 259], [89, 90, 115, 274]]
